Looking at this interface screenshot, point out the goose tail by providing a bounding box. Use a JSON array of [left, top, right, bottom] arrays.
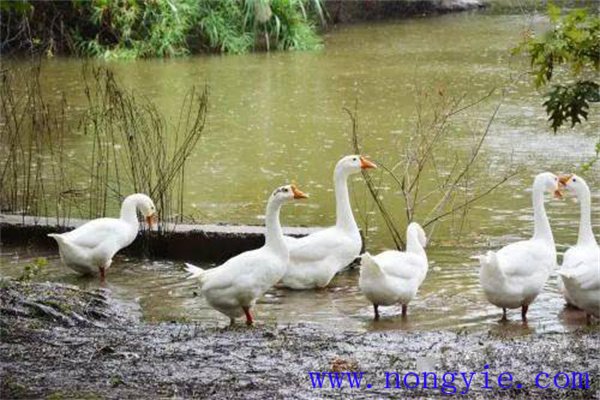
[[184, 262, 207, 280], [47, 233, 90, 264], [478, 250, 505, 282], [558, 262, 597, 290], [47, 233, 64, 243], [359, 252, 384, 278]]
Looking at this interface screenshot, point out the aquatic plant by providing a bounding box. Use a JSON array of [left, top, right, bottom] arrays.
[[0, 64, 75, 224], [79, 65, 208, 228], [17, 257, 48, 282], [347, 88, 517, 249], [0, 63, 208, 231]]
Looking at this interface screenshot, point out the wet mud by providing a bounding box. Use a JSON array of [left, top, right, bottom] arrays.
[[1, 280, 598, 399]]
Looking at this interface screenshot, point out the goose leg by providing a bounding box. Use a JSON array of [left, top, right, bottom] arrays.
[[586, 313, 592, 325], [501, 308, 507, 321], [242, 306, 254, 326], [229, 318, 236, 326], [402, 304, 408, 318], [521, 305, 528, 322], [373, 304, 380, 321], [99, 265, 106, 283]]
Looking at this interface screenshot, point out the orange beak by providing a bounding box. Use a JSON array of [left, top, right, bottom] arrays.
[[554, 189, 563, 199], [146, 213, 158, 229], [291, 185, 309, 199], [558, 174, 572, 187], [360, 156, 377, 170], [555, 174, 572, 199]]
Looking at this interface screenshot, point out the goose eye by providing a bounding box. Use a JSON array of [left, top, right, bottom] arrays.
[[282, 188, 288, 192], [573, 178, 577, 182], [353, 157, 357, 161]]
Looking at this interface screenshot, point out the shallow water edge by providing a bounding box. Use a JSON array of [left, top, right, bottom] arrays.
[[0, 214, 319, 263], [1, 280, 598, 399]]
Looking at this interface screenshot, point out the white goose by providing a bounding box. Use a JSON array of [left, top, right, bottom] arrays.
[[280, 155, 376, 289], [479, 172, 561, 321], [184, 184, 308, 325], [48, 193, 157, 280], [359, 222, 428, 320], [557, 174, 599, 321]]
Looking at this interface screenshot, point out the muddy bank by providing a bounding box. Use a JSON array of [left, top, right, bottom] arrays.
[[324, 0, 484, 23], [1, 280, 598, 399], [0, 214, 320, 263]]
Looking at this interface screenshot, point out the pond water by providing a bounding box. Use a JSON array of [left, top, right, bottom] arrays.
[[1, 12, 598, 333]]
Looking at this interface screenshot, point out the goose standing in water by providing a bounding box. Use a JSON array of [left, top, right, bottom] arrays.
[[48, 193, 157, 281], [359, 222, 429, 320], [478, 172, 561, 321], [280, 155, 376, 289], [557, 174, 600, 322], [185, 185, 308, 325]]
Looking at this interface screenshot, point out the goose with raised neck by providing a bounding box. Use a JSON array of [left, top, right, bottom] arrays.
[[557, 174, 600, 321], [184, 184, 308, 326], [478, 172, 560, 322], [359, 222, 429, 320], [280, 155, 377, 290]]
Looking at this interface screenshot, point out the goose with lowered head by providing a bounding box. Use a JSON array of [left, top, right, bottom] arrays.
[[185, 184, 308, 325], [48, 193, 157, 280], [478, 172, 561, 321], [280, 155, 376, 289], [557, 174, 600, 321], [359, 222, 429, 320]]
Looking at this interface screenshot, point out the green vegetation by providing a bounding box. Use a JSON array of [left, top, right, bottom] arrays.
[[0, 0, 325, 58], [517, 4, 599, 131], [17, 257, 48, 282], [516, 3, 599, 169]]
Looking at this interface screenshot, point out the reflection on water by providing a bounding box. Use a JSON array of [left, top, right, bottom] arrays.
[[1, 13, 598, 334], [0, 245, 593, 335]]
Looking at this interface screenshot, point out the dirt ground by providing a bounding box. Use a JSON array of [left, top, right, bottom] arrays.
[[1, 280, 598, 399]]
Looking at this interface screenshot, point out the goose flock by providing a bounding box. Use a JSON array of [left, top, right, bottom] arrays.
[[47, 157, 599, 326]]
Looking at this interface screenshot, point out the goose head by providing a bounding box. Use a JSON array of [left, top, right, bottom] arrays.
[[558, 173, 588, 197], [136, 194, 158, 228], [270, 184, 309, 204], [534, 172, 562, 199], [336, 155, 377, 175]]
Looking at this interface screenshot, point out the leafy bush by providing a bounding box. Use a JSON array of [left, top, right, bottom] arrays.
[[0, 0, 325, 58], [516, 3, 599, 132]]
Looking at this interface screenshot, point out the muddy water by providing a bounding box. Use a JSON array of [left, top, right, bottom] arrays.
[[1, 13, 598, 333]]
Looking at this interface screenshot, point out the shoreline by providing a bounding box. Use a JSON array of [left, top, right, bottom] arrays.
[[1, 280, 598, 399], [0, 214, 320, 263]]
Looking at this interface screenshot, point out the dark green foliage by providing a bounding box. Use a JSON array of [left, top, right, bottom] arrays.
[[516, 3, 599, 132], [76, 0, 199, 58], [0, 0, 325, 58], [544, 80, 599, 131]]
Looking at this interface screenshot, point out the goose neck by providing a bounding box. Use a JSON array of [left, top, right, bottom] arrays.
[[334, 169, 358, 232], [576, 184, 596, 246], [406, 232, 426, 257], [532, 184, 554, 244], [264, 199, 287, 255], [120, 195, 141, 227]]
